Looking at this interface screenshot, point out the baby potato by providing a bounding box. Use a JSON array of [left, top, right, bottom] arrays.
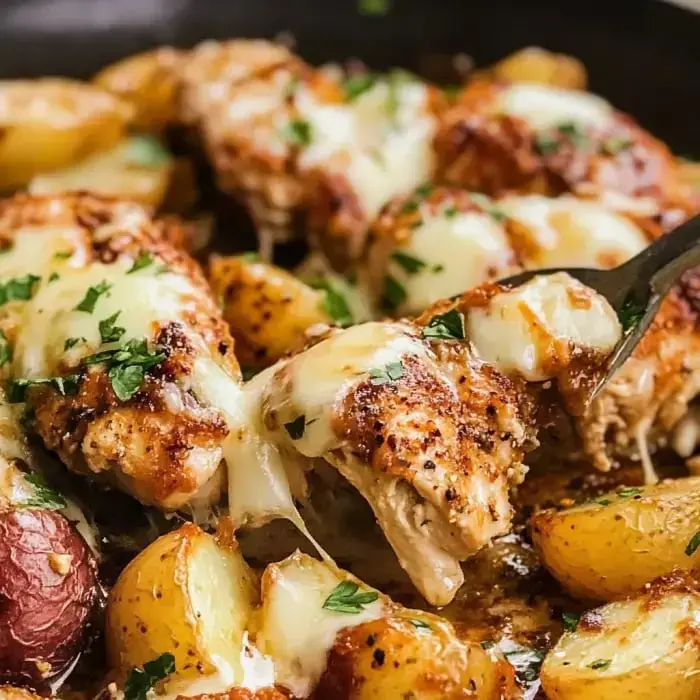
[[0, 79, 131, 190], [540, 571, 700, 700], [208, 255, 331, 369], [530, 477, 700, 601], [0, 508, 98, 686], [93, 47, 184, 132], [30, 135, 173, 209], [106, 524, 258, 690], [0, 688, 42, 700], [484, 47, 587, 89]]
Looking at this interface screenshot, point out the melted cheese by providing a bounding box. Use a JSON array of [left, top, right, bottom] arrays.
[[297, 78, 436, 219], [501, 195, 648, 269], [389, 210, 515, 314], [468, 272, 621, 381], [261, 322, 428, 457], [256, 552, 384, 698], [495, 83, 612, 131]]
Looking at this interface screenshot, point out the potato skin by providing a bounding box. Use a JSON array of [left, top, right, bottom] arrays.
[[209, 255, 330, 369], [315, 615, 517, 700], [483, 47, 587, 89], [0, 508, 98, 686], [529, 477, 700, 601]]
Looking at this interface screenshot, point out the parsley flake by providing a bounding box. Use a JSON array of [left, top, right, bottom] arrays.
[[408, 618, 432, 632], [109, 364, 146, 401], [284, 415, 306, 440], [500, 642, 544, 686], [238, 251, 260, 262], [562, 611, 580, 632], [685, 529, 700, 556], [308, 279, 353, 327], [322, 580, 379, 614], [358, 0, 391, 15], [124, 652, 176, 700], [617, 487, 642, 498], [48, 272, 60, 283], [380, 275, 407, 313], [602, 137, 633, 156], [469, 193, 507, 222], [0, 330, 11, 368], [54, 250, 73, 260], [422, 309, 466, 340], [588, 659, 611, 671], [344, 73, 376, 101], [8, 375, 80, 403], [444, 205, 458, 219], [0, 274, 41, 306], [282, 119, 312, 147], [618, 296, 646, 333], [99, 311, 126, 344], [64, 337, 86, 351], [74, 280, 112, 314], [19, 472, 67, 510], [369, 360, 404, 385], [127, 252, 155, 274], [391, 251, 426, 275]]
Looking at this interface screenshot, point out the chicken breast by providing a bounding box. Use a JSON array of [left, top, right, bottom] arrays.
[[244, 273, 620, 604], [434, 78, 698, 223]]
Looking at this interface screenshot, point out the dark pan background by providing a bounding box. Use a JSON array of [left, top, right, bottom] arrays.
[[0, 0, 698, 155]]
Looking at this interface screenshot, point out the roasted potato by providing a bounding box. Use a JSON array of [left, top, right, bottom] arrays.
[[0, 79, 131, 190], [483, 47, 587, 89], [540, 571, 700, 700], [93, 47, 184, 132], [530, 477, 700, 601], [208, 255, 331, 369], [30, 135, 173, 209], [106, 524, 258, 692], [0, 687, 42, 700], [256, 552, 516, 700], [0, 508, 97, 686]]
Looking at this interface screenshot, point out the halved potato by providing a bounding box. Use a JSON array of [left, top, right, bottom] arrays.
[[482, 47, 587, 89], [0, 79, 131, 190], [208, 256, 331, 369], [255, 552, 516, 700], [530, 477, 700, 601], [93, 47, 184, 132], [29, 135, 173, 209], [105, 523, 258, 691], [541, 572, 700, 700]]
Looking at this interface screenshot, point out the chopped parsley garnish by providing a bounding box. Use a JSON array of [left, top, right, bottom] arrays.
[[127, 252, 155, 274], [617, 487, 642, 498], [284, 415, 306, 440], [0, 274, 40, 306], [358, 0, 391, 15], [685, 529, 700, 556], [469, 193, 507, 222], [282, 119, 313, 147], [535, 121, 587, 155], [284, 75, 300, 99], [54, 250, 73, 260], [82, 337, 166, 401], [597, 498, 612, 506], [557, 122, 587, 147], [500, 642, 545, 686], [238, 251, 260, 262], [433, 264, 445, 273], [309, 279, 353, 327], [444, 205, 458, 219], [48, 272, 60, 283], [422, 309, 466, 340], [8, 375, 80, 403], [562, 611, 580, 632], [344, 73, 376, 101], [0, 330, 11, 368], [380, 275, 407, 313], [99, 311, 126, 344], [369, 360, 404, 385], [322, 580, 379, 614], [588, 658, 612, 671], [19, 472, 67, 511], [125, 135, 171, 168], [399, 182, 433, 215], [74, 280, 112, 314], [391, 250, 426, 275], [602, 137, 633, 156], [408, 618, 432, 632], [618, 296, 646, 333], [534, 134, 559, 155], [64, 337, 86, 351], [124, 652, 176, 700]]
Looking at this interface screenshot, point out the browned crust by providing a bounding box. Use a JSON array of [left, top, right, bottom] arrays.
[[434, 78, 698, 216]]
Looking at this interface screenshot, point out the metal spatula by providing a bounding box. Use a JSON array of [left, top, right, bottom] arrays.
[[498, 213, 700, 400]]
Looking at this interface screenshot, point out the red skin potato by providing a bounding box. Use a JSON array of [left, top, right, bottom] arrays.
[[0, 508, 98, 687]]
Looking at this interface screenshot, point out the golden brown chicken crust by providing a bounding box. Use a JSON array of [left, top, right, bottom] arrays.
[[434, 78, 697, 216], [1, 193, 240, 509], [176, 690, 289, 700], [315, 616, 518, 700]]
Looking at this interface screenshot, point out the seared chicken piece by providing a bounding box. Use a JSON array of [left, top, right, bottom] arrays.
[[435, 78, 698, 222], [0, 79, 131, 190], [180, 39, 445, 262], [244, 273, 621, 603]]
